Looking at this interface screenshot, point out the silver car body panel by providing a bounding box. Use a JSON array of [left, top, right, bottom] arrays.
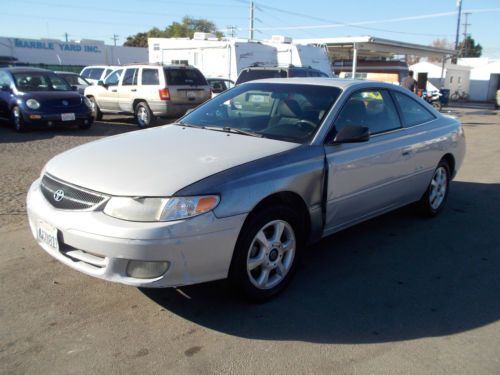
[[28, 78, 466, 287]]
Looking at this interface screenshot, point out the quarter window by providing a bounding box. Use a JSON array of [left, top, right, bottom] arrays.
[[141, 69, 160, 85], [392, 91, 435, 127], [122, 68, 138, 86], [0, 71, 11, 87], [335, 89, 401, 135]]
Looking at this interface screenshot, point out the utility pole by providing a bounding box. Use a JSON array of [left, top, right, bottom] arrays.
[[249, 1, 254, 40], [453, 0, 463, 63], [64, 32, 69, 42], [227, 25, 237, 38], [461, 12, 471, 57], [111, 34, 119, 47]]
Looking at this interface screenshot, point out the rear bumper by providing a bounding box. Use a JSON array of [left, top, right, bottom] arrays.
[[26, 178, 246, 288], [149, 100, 207, 117]]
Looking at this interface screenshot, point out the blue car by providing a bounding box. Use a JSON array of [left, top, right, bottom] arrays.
[[0, 67, 93, 132]]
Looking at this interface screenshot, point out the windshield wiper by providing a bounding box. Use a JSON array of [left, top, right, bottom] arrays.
[[176, 121, 205, 129], [220, 127, 263, 138]]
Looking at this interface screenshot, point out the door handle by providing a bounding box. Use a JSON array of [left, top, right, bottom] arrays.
[[402, 149, 413, 156], [111, 89, 117, 92], [131, 89, 137, 92]]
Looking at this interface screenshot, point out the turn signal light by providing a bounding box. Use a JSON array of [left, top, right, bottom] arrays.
[[159, 88, 170, 101]]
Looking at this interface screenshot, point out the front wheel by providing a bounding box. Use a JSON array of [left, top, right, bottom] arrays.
[[11, 106, 26, 132], [418, 159, 450, 216], [229, 205, 303, 302], [88, 97, 102, 121], [135, 102, 154, 128]]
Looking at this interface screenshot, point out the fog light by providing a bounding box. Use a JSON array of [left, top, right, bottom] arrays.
[[126, 260, 170, 279]]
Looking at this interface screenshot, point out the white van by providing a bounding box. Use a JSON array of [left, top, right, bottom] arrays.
[[80, 65, 121, 84]]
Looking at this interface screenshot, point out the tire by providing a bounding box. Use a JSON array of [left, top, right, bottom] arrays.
[[450, 92, 459, 101], [78, 120, 92, 130], [228, 204, 303, 302], [135, 101, 154, 128], [88, 96, 102, 121], [10, 106, 26, 133], [418, 159, 450, 217]]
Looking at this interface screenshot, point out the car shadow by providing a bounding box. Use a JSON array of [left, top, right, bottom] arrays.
[[0, 117, 176, 144], [141, 180, 500, 344]]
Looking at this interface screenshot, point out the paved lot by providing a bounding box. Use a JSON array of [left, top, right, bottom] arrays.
[[0, 109, 499, 374]]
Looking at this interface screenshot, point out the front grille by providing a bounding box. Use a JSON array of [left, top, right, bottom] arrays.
[[46, 98, 82, 109], [40, 174, 108, 210]]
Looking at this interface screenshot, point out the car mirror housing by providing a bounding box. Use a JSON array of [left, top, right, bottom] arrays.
[[332, 125, 370, 144], [1, 85, 12, 92]]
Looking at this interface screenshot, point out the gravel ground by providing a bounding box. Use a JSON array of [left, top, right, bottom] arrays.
[[0, 109, 499, 374]]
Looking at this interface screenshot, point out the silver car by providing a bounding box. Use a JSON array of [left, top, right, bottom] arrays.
[[26, 78, 465, 301]]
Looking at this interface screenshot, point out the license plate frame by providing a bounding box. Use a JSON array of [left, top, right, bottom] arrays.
[[61, 113, 76, 122], [37, 220, 59, 251]]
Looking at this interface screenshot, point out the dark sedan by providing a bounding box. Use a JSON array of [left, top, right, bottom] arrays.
[[0, 67, 93, 132]]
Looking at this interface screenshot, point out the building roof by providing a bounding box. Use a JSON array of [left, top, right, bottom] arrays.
[[294, 36, 455, 59]]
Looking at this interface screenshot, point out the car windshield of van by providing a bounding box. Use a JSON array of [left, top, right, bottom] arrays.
[[165, 68, 207, 86], [13, 72, 72, 92], [180, 82, 341, 143], [236, 69, 287, 84]]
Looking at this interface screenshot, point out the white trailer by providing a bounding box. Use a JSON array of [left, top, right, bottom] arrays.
[[148, 36, 277, 82], [263, 36, 333, 77]]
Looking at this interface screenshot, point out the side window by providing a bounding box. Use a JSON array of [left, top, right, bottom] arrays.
[[141, 69, 160, 85], [122, 68, 138, 86], [335, 90, 401, 135], [104, 69, 122, 86], [0, 71, 11, 87], [88, 68, 105, 80], [80, 69, 90, 79], [392, 91, 435, 127]]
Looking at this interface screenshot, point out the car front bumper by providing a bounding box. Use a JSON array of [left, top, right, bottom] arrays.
[[26, 179, 246, 288], [21, 107, 93, 126]]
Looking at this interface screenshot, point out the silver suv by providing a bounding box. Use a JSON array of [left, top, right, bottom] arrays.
[[84, 64, 211, 127]]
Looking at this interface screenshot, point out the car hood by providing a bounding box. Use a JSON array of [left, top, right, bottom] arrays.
[[45, 125, 299, 196], [19, 91, 82, 101]]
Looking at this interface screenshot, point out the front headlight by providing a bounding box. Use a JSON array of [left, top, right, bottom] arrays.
[[26, 99, 40, 110], [83, 96, 92, 108], [103, 195, 220, 222]]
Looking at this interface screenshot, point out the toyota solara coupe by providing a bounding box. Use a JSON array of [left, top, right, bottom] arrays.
[[27, 78, 465, 301]]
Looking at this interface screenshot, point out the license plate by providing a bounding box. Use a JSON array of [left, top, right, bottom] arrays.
[[37, 220, 59, 251], [61, 113, 76, 121], [186, 91, 197, 98]]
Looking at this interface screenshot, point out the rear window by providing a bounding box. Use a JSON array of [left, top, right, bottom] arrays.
[[164, 68, 207, 86], [289, 69, 308, 77], [236, 69, 287, 85], [88, 68, 104, 80], [141, 68, 160, 85]]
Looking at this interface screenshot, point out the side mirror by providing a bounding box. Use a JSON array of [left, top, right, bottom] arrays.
[[332, 125, 370, 143], [1, 85, 12, 92], [97, 80, 105, 86]]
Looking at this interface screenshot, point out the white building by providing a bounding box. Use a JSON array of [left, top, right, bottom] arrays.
[[409, 61, 471, 95], [458, 58, 500, 102], [0, 36, 147, 68]]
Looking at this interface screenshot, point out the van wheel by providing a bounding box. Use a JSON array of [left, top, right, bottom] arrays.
[[11, 106, 26, 132], [88, 97, 102, 121], [135, 102, 154, 128], [228, 205, 303, 302], [418, 159, 450, 217]]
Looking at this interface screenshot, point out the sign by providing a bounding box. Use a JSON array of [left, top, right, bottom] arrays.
[[13, 38, 101, 53]]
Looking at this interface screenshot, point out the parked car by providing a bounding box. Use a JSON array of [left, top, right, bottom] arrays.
[[27, 78, 465, 301], [235, 65, 329, 85], [84, 64, 211, 127], [54, 71, 90, 94], [207, 77, 234, 97], [80, 65, 120, 85], [0, 67, 93, 132]]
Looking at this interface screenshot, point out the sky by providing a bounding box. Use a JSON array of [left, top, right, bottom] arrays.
[[2, 0, 500, 57]]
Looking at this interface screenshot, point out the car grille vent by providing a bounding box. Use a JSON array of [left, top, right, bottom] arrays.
[[40, 174, 108, 210]]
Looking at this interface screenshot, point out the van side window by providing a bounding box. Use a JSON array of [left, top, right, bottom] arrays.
[[142, 69, 160, 85], [122, 68, 138, 86]]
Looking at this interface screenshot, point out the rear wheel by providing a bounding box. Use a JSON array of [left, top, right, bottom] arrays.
[[418, 159, 450, 216], [88, 96, 102, 121], [10, 106, 25, 133], [229, 205, 303, 302], [432, 100, 442, 111], [135, 101, 154, 128]]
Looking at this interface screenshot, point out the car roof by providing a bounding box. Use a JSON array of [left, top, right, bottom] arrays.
[[1, 67, 52, 73], [242, 77, 403, 90], [54, 71, 78, 75], [242, 66, 321, 71]]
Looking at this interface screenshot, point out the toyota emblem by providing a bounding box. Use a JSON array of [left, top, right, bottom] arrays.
[[62, 100, 69, 106], [53, 189, 65, 202]]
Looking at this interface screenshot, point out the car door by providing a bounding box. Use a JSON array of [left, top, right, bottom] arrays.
[[98, 69, 122, 111], [0, 71, 12, 119], [323, 88, 419, 234], [119, 68, 138, 112]]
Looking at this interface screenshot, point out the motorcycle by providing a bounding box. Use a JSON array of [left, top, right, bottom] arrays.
[[419, 89, 443, 112]]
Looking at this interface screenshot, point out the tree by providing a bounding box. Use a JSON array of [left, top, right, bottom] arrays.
[[428, 38, 454, 63], [458, 35, 482, 57], [124, 17, 223, 47]]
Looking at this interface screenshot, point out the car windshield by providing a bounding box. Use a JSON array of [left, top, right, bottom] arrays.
[[180, 82, 341, 143], [236, 69, 287, 85], [13, 72, 72, 92]]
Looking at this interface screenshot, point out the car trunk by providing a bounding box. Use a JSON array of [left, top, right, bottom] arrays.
[[164, 68, 210, 104]]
